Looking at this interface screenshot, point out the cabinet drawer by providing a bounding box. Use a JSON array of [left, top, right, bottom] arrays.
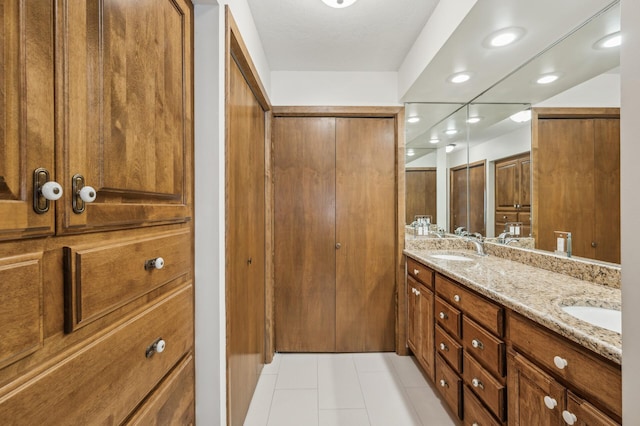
[[463, 316, 505, 378], [0, 285, 194, 424], [509, 312, 621, 418], [0, 253, 43, 369], [435, 297, 461, 339], [566, 391, 620, 426], [126, 354, 195, 425], [435, 355, 462, 420], [463, 352, 506, 421], [64, 229, 191, 332], [436, 325, 462, 373], [407, 257, 434, 289], [519, 212, 531, 224], [463, 385, 501, 426], [436, 274, 504, 336], [496, 212, 518, 223]]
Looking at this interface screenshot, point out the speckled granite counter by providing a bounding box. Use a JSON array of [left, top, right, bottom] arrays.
[[404, 248, 622, 365]]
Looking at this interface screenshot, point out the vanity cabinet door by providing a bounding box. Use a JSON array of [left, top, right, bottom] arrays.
[[564, 391, 620, 426], [417, 283, 435, 381], [407, 276, 420, 354]]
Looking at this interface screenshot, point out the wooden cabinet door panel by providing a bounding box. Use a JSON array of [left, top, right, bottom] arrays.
[[405, 168, 437, 225], [0, 0, 55, 240], [418, 285, 435, 381], [495, 160, 518, 209], [407, 276, 419, 354], [57, 0, 193, 233]]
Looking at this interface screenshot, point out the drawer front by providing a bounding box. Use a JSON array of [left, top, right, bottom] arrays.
[[436, 325, 462, 373], [463, 352, 506, 421], [519, 212, 531, 224], [566, 391, 620, 426], [463, 316, 505, 378], [407, 257, 434, 289], [497, 211, 518, 223], [126, 354, 195, 425], [64, 229, 191, 332], [0, 285, 194, 424], [463, 385, 501, 426], [436, 274, 504, 336], [435, 355, 462, 420], [435, 297, 462, 339], [0, 253, 43, 369], [509, 312, 621, 418]]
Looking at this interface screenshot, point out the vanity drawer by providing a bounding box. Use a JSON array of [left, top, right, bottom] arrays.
[[497, 212, 518, 223], [463, 385, 501, 426], [565, 391, 620, 426], [64, 229, 191, 332], [407, 257, 434, 289], [436, 325, 462, 373], [463, 317, 505, 378], [508, 312, 621, 418], [0, 285, 194, 424], [463, 352, 506, 421], [436, 355, 462, 420], [436, 297, 461, 339], [436, 274, 504, 337]]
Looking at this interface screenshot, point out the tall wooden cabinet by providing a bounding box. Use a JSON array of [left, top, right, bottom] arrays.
[[405, 168, 437, 225], [0, 1, 194, 423], [274, 114, 397, 353], [450, 161, 486, 235], [494, 152, 531, 237]]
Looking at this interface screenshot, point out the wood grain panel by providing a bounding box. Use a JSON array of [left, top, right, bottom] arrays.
[[407, 257, 434, 289], [435, 354, 463, 420], [463, 352, 506, 421], [417, 284, 435, 381], [0, 0, 55, 240], [449, 165, 468, 233], [463, 317, 505, 378], [463, 385, 501, 426], [469, 161, 486, 236], [566, 391, 620, 426], [435, 297, 462, 339], [336, 117, 396, 352], [435, 325, 462, 373], [0, 253, 43, 369], [405, 168, 437, 225], [495, 161, 518, 209], [273, 117, 336, 352], [407, 276, 420, 354]]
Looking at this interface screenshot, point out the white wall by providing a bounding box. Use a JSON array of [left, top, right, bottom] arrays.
[[620, 0, 640, 423], [536, 72, 620, 108]]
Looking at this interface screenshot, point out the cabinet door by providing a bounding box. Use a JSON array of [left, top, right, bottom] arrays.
[[0, 1, 56, 240], [56, 0, 193, 234], [407, 276, 420, 354], [405, 168, 437, 224], [508, 351, 565, 426], [418, 285, 435, 381], [495, 159, 518, 210], [565, 391, 620, 426], [519, 156, 531, 209]]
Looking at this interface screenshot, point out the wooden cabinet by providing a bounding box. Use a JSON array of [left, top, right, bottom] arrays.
[[405, 167, 437, 225], [407, 272, 435, 381], [494, 153, 531, 237], [0, 0, 194, 422], [450, 161, 486, 235], [274, 114, 397, 353]]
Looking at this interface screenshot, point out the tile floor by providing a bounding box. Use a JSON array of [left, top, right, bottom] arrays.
[[244, 352, 459, 426]]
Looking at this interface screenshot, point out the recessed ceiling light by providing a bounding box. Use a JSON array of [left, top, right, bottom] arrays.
[[485, 27, 526, 48], [407, 149, 415, 157], [594, 31, 621, 49], [446, 144, 456, 153], [536, 73, 559, 85], [321, 0, 359, 8], [429, 138, 440, 144], [445, 129, 458, 135], [510, 110, 531, 123], [407, 116, 421, 124], [448, 72, 471, 84], [466, 116, 482, 124]]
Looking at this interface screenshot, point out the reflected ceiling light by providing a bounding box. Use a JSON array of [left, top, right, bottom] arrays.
[[536, 73, 559, 84], [466, 116, 482, 124], [445, 144, 456, 153], [448, 72, 471, 84], [407, 149, 415, 157], [510, 110, 531, 123], [321, 0, 359, 8], [407, 116, 421, 124], [594, 31, 621, 49], [445, 129, 458, 135], [429, 138, 440, 144], [485, 27, 526, 48]]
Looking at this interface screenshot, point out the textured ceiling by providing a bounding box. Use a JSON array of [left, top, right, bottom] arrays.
[[246, 0, 439, 71]]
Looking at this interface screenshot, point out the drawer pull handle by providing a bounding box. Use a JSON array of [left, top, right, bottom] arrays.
[[439, 343, 448, 352], [145, 257, 165, 270], [413, 269, 419, 275], [562, 410, 578, 425], [439, 379, 448, 388], [439, 312, 448, 320], [471, 378, 484, 389], [415, 290, 420, 296], [471, 339, 484, 350], [145, 337, 166, 358], [33, 168, 63, 213], [453, 294, 460, 302], [553, 356, 568, 370], [543, 395, 558, 410]]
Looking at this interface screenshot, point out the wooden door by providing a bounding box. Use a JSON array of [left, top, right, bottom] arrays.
[[405, 168, 437, 224], [336, 117, 395, 352], [56, 0, 192, 234], [495, 160, 518, 210], [0, 1, 56, 240], [450, 166, 468, 233], [418, 286, 435, 381], [273, 117, 337, 352], [227, 58, 266, 425], [594, 119, 620, 264], [520, 156, 531, 209], [450, 162, 485, 235], [407, 277, 419, 354], [468, 161, 486, 235]]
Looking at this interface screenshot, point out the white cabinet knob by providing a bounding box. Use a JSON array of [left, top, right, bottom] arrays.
[[155, 339, 166, 353], [413, 269, 419, 275], [471, 339, 484, 350], [415, 290, 420, 296], [471, 378, 484, 389], [439, 312, 447, 319], [544, 396, 558, 410], [472, 423, 479, 426], [145, 337, 166, 358], [145, 257, 165, 270], [554, 356, 568, 370], [78, 185, 97, 203], [453, 294, 460, 302], [41, 181, 63, 201], [562, 410, 577, 425], [439, 343, 448, 351], [439, 379, 448, 388]]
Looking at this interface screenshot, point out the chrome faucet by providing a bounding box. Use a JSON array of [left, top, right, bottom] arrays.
[[498, 232, 519, 246], [466, 232, 486, 256]]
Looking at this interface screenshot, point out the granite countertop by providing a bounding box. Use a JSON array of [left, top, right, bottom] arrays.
[[404, 248, 622, 364]]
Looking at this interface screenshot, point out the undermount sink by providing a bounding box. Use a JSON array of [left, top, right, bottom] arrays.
[[430, 254, 474, 262], [561, 305, 621, 334]]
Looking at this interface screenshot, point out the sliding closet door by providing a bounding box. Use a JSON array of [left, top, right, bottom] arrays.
[[274, 117, 337, 352], [335, 118, 396, 352]]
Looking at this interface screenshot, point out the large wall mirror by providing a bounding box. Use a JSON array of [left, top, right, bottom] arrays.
[[405, 1, 620, 264]]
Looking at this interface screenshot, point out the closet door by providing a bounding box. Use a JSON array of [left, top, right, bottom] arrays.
[[274, 117, 336, 352], [336, 118, 395, 352]]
